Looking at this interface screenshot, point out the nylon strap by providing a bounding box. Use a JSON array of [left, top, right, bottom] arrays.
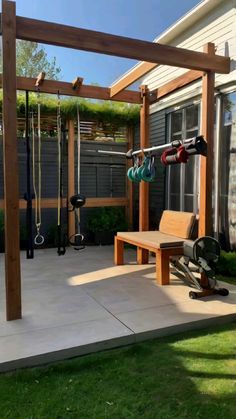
[[32, 92, 44, 246], [57, 93, 62, 227], [77, 104, 81, 234]]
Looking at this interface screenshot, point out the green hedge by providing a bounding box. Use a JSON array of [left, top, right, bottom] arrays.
[[0, 92, 140, 125], [87, 207, 128, 232], [216, 251, 236, 277]]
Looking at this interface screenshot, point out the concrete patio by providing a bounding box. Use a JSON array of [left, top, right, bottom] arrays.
[[0, 245, 236, 372]]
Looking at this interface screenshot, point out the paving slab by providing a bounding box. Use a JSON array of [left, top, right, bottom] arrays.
[[0, 317, 134, 372], [0, 246, 235, 372]]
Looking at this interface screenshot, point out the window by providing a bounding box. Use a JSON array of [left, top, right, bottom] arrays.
[[220, 92, 236, 249], [166, 104, 200, 212]]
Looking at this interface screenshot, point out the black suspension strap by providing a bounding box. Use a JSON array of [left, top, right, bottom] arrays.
[[24, 90, 34, 259], [69, 104, 86, 250], [57, 92, 66, 256]]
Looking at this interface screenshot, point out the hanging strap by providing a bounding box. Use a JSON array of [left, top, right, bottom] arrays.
[[57, 92, 66, 256], [25, 90, 34, 258], [32, 91, 44, 246], [69, 103, 85, 250]]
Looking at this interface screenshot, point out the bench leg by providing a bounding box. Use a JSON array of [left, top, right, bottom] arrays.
[[156, 249, 170, 285], [114, 237, 124, 265], [137, 247, 149, 264]]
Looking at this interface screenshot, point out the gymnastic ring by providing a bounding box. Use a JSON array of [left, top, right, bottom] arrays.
[[127, 167, 133, 181], [127, 166, 140, 182], [133, 166, 141, 182], [137, 165, 144, 181], [142, 165, 156, 182], [34, 234, 45, 246], [69, 233, 85, 250], [140, 156, 155, 182]]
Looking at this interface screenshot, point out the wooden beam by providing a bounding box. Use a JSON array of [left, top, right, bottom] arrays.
[[199, 43, 215, 237], [0, 197, 129, 210], [15, 15, 230, 74], [85, 197, 128, 208], [0, 74, 142, 104], [2, 0, 22, 321], [35, 71, 46, 87], [150, 69, 203, 102], [72, 76, 83, 90], [67, 120, 75, 238], [110, 62, 156, 97], [138, 86, 150, 264]]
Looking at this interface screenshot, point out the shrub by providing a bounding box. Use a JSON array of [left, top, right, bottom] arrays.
[[87, 207, 128, 233], [215, 251, 236, 277], [0, 210, 4, 233]]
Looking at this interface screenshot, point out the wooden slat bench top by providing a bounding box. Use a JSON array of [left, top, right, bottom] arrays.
[[117, 231, 184, 249], [115, 211, 196, 285]]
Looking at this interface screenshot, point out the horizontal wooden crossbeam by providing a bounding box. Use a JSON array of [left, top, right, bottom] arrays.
[[110, 62, 157, 97], [0, 197, 129, 210], [13, 15, 230, 74], [0, 74, 141, 104], [149, 69, 203, 103]]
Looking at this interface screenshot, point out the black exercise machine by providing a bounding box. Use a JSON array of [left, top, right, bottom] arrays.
[[171, 236, 229, 299]]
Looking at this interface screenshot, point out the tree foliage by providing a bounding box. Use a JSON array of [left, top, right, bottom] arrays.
[[15, 40, 61, 79]]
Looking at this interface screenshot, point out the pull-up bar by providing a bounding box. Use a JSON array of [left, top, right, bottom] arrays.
[[97, 136, 207, 159]]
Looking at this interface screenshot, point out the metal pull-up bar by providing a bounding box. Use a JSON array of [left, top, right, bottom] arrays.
[[97, 136, 207, 159]]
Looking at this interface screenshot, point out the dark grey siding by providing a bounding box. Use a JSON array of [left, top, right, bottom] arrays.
[[133, 110, 166, 229], [149, 110, 166, 229]]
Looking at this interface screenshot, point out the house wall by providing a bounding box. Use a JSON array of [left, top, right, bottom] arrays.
[[133, 111, 166, 229], [143, 0, 236, 113], [139, 0, 236, 249]]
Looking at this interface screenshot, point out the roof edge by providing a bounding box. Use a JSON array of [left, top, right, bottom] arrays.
[[111, 0, 224, 87]]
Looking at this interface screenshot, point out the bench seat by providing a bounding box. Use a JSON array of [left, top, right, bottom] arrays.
[[117, 231, 184, 249], [114, 210, 196, 285]]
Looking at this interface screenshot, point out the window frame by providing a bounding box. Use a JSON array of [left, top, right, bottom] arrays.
[[165, 102, 201, 213]]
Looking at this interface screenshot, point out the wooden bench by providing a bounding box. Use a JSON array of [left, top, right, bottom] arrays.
[[114, 210, 196, 285]]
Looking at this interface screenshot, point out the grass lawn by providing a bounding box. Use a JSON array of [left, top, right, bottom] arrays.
[[0, 324, 236, 419]]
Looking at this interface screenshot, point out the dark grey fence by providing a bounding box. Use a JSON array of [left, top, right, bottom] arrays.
[[0, 137, 127, 241]]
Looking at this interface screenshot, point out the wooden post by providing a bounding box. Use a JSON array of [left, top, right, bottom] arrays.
[[68, 119, 76, 238], [199, 43, 215, 237], [2, 0, 22, 320], [114, 236, 124, 265], [156, 249, 170, 285], [138, 85, 150, 264], [126, 125, 134, 229]]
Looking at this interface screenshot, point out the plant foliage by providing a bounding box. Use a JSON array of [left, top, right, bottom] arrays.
[[216, 250, 236, 276], [87, 207, 128, 232], [16, 41, 61, 79], [0, 210, 4, 233], [0, 92, 140, 126]]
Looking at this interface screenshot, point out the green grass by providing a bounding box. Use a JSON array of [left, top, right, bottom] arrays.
[[0, 323, 236, 418]]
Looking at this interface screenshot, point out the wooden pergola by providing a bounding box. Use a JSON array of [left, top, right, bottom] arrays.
[[1, 0, 230, 320]]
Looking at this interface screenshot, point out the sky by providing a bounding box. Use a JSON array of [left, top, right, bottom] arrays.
[[15, 0, 200, 86]]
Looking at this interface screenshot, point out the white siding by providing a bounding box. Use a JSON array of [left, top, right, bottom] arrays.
[[143, 0, 236, 113]]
